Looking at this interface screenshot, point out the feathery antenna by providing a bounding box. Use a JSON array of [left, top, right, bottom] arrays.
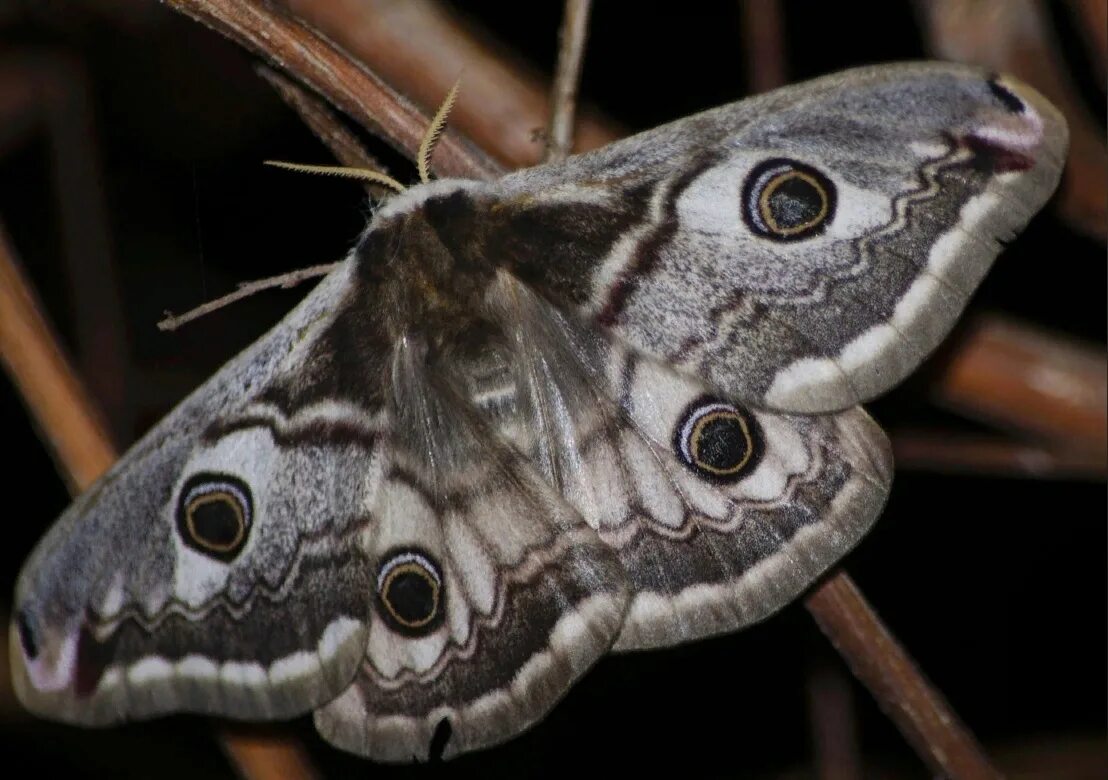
[[263, 161, 407, 193], [417, 79, 461, 184]]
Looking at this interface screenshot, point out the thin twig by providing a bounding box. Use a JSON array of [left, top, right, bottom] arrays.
[[0, 223, 319, 780], [892, 431, 1106, 480], [740, 0, 787, 93], [0, 224, 116, 491], [157, 262, 340, 331], [933, 314, 1107, 453], [807, 659, 862, 780], [256, 65, 394, 197], [165, 0, 502, 180], [544, 0, 592, 163], [0, 53, 131, 439], [806, 573, 1003, 779], [1066, 0, 1106, 87], [282, 0, 624, 165], [219, 725, 321, 780]]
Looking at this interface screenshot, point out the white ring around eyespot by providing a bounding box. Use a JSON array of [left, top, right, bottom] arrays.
[[183, 480, 253, 524], [376, 550, 442, 593], [748, 162, 794, 233], [679, 402, 739, 464]]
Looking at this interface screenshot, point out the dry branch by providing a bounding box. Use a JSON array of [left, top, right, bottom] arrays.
[[544, 0, 593, 163], [807, 660, 862, 780], [805, 574, 1003, 779], [165, 0, 502, 180], [1067, 0, 1107, 87], [0, 227, 318, 779], [0, 226, 116, 492], [934, 315, 1107, 453], [256, 65, 391, 197], [0, 53, 129, 438], [892, 431, 1107, 480], [740, 0, 788, 93], [281, 0, 624, 165]]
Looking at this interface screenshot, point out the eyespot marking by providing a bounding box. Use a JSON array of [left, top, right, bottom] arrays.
[[176, 473, 253, 562], [376, 548, 444, 636], [674, 397, 764, 483], [741, 158, 836, 241]]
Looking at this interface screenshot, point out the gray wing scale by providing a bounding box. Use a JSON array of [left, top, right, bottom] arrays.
[[487, 63, 1068, 412], [315, 334, 629, 761], [11, 62, 1067, 764], [477, 274, 892, 649], [11, 262, 378, 724]]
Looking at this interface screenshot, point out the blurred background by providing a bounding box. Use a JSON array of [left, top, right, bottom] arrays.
[[0, 1, 1104, 777]]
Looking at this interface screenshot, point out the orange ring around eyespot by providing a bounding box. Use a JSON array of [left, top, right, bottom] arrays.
[[380, 561, 441, 628], [689, 409, 755, 476], [185, 491, 246, 553], [758, 169, 829, 236]]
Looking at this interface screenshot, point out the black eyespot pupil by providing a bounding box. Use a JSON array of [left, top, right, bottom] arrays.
[[377, 550, 445, 637], [385, 570, 437, 625], [176, 474, 253, 562], [766, 175, 823, 230], [675, 398, 765, 483], [742, 158, 836, 241], [694, 415, 749, 471], [190, 498, 242, 548]]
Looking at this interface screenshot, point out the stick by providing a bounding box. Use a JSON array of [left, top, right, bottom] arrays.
[[806, 573, 1003, 779], [740, 0, 787, 93], [934, 315, 1107, 453], [256, 65, 393, 197], [164, 0, 502, 180], [543, 0, 593, 163], [892, 431, 1106, 480], [283, 0, 624, 166]]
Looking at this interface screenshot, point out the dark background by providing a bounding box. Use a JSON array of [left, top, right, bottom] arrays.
[[1, 2, 1104, 777]]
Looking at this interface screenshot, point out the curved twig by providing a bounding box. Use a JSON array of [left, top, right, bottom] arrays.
[[164, 0, 502, 180]]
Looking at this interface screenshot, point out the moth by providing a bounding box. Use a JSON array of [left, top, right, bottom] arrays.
[[11, 63, 1066, 761]]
